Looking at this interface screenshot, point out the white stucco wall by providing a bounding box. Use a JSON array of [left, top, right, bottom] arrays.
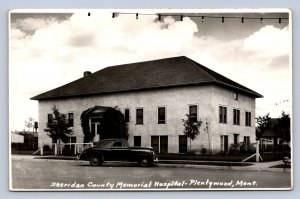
[[37, 84, 257, 154]]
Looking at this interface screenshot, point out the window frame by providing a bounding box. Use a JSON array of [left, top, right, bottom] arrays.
[[245, 111, 251, 126], [234, 134, 239, 145], [124, 108, 130, 123], [233, 108, 240, 125], [188, 104, 198, 123], [136, 108, 144, 125], [133, 136, 141, 147], [151, 135, 168, 154], [157, 106, 166, 124], [47, 114, 53, 127], [244, 136, 250, 147], [234, 92, 239, 100], [68, 112, 74, 127], [219, 106, 227, 124]]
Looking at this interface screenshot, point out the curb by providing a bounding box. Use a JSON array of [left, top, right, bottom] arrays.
[[11, 156, 291, 173]]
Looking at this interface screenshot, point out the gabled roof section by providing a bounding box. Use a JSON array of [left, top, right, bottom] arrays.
[[31, 56, 263, 100]]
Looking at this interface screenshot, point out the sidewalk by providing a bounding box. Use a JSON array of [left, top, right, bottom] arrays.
[[11, 154, 291, 172]]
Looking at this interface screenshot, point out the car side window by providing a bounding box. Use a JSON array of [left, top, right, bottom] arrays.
[[100, 142, 113, 148], [113, 142, 123, 147]]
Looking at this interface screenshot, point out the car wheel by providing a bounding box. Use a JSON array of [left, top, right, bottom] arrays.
[[90, 155, 103, 166], [140, 158, 150, 167]]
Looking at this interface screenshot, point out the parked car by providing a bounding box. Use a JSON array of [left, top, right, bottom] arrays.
[[77, 139, 158, 167]]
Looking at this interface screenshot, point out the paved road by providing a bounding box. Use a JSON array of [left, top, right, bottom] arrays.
[[10, 159, 291, 190]]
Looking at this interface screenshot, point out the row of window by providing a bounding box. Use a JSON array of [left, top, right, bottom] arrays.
[[47, 105, 251, 127], [134, 105, 251, 126], [47, 112, 74, 127], [219, 106, 252, 126], [134, 134, 251, 154], [220, 134, 250, 152]]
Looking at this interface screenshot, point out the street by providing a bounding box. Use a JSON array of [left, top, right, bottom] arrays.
[[11, 159, 291, 190]]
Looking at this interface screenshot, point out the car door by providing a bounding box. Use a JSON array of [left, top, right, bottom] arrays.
[[110, 141, 130, 161]]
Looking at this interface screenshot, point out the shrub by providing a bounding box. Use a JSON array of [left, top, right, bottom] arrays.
[[43, 145, 51, 151], [201, 147, 207, 155], [229, 143, 240, 154]]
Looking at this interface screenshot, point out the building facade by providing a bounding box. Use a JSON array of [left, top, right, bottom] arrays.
[[32, 56, 262, 154]]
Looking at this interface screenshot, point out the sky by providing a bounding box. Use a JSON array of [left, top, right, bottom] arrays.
[[9, 9, 292, 132]]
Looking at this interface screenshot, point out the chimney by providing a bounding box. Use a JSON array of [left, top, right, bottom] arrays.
[[83, 71, 92, 77]]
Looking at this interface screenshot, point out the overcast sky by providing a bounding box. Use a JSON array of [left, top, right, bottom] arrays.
[[9, 9, 291, 132]]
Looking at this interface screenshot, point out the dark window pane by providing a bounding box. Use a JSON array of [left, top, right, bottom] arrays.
[[234, 92, 239, 100], [244, 136, 250, 147], [113, 142, 123, 147], [233, 109, 237, 124], [245, 112, 251, 126], [125, 109, 130, 122], [237, 110, 240, 125], [136, 108, 143, 124], [68, 113, 74, 127], [179, 135, 187, 153], [219, 106, 222, 123], [223, 107, 227, 123], [48, 114, 53, 123], [224, 135, 228, 152], [134, 136, 141, 147], [160, 136, 168, 154], [234, 134, 239, 144], [47, 114, 53, 128], [220, 106, 227, 123], [233, 109, 240, 125], [189, 105, 197, 122], [151, 136, 159, 153], [158, 107, 165, 124]]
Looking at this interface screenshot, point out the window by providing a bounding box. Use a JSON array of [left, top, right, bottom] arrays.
[[136, 108, 143, 124], [189, 105, 198, 122], [47, 114, 53, 123], [234, 92, 239, 100], [219, 106, 227, 123], [179, 135, 187, 153], [112, 141, 123, 147], [134, 136, 141, 147], [151, 136, 159, 153], [151, 135, 168, 154], [158, 107, 166, 124], [220, 135, 229, 152], [233, 109, 240, 125], [234, 134, 239, 145], [125, 109, 130, 122], [68, 113, 74, 127], [160, 136, 168, 154], [47, 114, 53, 127], [245, 111, 251, 126], [244, 136, 250, 147]]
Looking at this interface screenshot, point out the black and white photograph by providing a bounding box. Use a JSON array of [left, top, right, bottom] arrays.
[[9, 9, 292, 191]]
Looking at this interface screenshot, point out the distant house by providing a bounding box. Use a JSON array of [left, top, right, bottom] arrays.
[[261, 118, 291, 145], [11, 132, 24, 143], [11, 130, 38, 152], [31, 56, 262, 154]]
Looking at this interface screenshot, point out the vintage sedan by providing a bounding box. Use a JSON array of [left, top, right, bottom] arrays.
[[78, 139, 158, 166]]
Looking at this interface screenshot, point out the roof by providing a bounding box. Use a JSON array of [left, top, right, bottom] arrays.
[[31, 56, 263, 100], [262, 118, 290, 138], [261, 119, 281, 137]]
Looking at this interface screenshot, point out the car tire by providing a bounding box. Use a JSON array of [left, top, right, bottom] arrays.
[[90, 155, 103, 166], [139, 158, 150, 167]]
